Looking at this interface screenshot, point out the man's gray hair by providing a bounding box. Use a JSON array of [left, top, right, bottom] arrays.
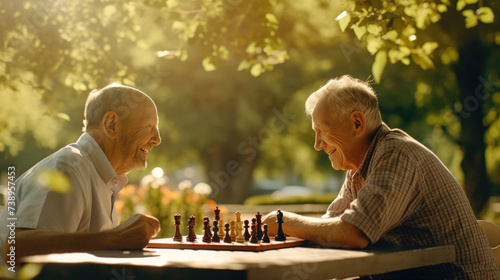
[[82, 83, 149, 132], [305, 75, 382, 130]]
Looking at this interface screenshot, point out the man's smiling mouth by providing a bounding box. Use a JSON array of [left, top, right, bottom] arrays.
[[329, 149, 337, 156]]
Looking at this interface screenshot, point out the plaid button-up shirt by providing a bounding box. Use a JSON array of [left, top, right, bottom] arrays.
[[323, 123, 499, 279]]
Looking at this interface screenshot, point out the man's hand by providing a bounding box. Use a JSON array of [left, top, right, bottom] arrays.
[[262, 210, 280, 236], [4, 214, 161, 264], [109, 214, 160, 250], [261, 210, 369, 249]]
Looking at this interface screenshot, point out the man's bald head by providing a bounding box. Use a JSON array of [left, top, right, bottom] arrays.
[[83, 83, 152, 132]]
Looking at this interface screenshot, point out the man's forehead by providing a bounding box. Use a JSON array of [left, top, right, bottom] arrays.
[[127, 100, 157, 123], [311, 99, 332, 127]]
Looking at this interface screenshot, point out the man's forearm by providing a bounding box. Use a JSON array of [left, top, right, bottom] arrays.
[[281, 212, 370, 248], [4, 229, 117, 262]]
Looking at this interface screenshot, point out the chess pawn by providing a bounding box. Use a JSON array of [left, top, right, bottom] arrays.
[[223, 223, 232, 243], [229, 220, 236, 242], [202, 219, 212, 243], [249, 218, 258, 244], [212, 220, 220, 242], [262, 224, 270, 243], [204, 217, 212, 237], [173, 213, 183, 242], [217, 218, 225, 239], [243, 220, 251, 241]]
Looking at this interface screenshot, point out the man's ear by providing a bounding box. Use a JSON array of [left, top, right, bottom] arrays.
[[102, 111, 120, 139], [351, 111, 366, 137]]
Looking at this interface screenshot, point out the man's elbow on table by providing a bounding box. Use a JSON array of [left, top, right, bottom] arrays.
[[345, 231, 370, 249], [338, 221, 370, 249], [310, 219, 370, 249]]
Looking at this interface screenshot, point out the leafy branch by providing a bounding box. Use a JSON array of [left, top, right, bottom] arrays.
[[336, 0, 495, 83]]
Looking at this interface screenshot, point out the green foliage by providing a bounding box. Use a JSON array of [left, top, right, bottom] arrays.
[[337, 0, 497, 82], [157, 0, 289, 77], [244, 193, 337, 205], [17, 263, 43, 280], [35, 169, 71, 193], [3, 0, 499, 210]]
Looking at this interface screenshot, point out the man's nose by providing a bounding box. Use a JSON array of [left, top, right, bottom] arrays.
[[314, 134, 325, 151], [152, 130, 161, 146]]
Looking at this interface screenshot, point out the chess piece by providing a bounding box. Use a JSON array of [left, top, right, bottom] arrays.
[[173, 214, 183, 242], [214, 206, 220, 222], [275, 209, 286, 241], [202, 219, 212, 243], [223, 223, 232, 243], [204, 217, 212, 237], [235, 212, 245, 243], [249, 218, 258, 244], [243, 220, 250, 241], [262, 224, 270, 243], [186, 215, 197, 242], [256, 212, 263, 240], [212, 220, 220, 242], [217, 218, 225, 239], [229, 220, 236, 242], [235, 211, 242, 222]]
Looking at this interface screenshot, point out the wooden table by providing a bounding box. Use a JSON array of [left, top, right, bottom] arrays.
[[22, 244, 455, 280]]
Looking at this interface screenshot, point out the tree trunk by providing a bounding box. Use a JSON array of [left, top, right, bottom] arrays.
[[202, 143, 259, 204], [453, 40, 490, 216]]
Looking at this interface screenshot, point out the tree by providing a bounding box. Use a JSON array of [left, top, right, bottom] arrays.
[[146, 1, 353, 203], [337, 0, 500, 215], [1, 0, 342, 203], [5, 0, 496, 209]]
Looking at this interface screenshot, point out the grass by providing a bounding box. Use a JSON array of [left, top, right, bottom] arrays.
[[244, 193, 337, 205]]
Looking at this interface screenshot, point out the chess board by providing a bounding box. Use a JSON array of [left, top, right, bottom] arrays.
[[147, 235, 306, 252]]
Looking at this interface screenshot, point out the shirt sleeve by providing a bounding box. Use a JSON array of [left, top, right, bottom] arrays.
[[35, 161, 90, 232], [340, 148, 423, 244], [15, 158, 90, 233], [322, 171, 356, 218]]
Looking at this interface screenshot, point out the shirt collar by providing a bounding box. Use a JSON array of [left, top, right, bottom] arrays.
[[76, 133, 128, 191], [355, 123, 391, 179]]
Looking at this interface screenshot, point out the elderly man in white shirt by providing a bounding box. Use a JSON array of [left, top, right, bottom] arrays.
[[1, 84, 161, 264]]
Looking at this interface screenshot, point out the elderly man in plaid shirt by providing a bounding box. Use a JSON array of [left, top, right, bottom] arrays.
[[263, 75, 499, 279]]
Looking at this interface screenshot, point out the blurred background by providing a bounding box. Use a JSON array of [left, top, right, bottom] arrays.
[[1, 0, 500, 237]]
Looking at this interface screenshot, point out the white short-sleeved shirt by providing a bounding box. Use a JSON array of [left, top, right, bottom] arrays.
[[0, 133, 127, 253]]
